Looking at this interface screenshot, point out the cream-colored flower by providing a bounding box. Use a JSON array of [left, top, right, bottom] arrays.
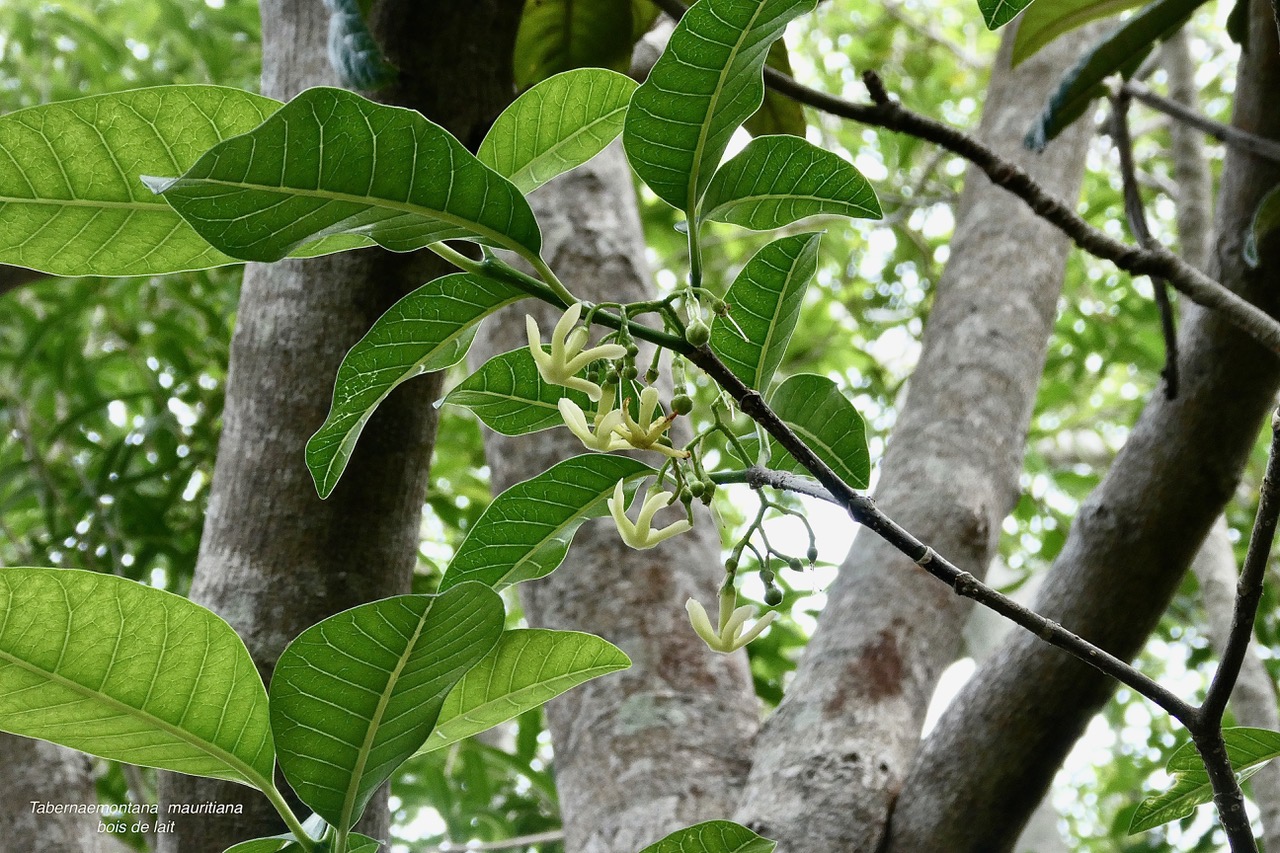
[[559, 384, 629, 452], [526, 302, 626, 401], [685, 597, 777, 654], [613, 386, 688, 459], [607, 479, 692, 550]]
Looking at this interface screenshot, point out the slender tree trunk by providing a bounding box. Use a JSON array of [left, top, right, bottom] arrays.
[[469, 142, 761, 853], [156, 2, 522, 850], [0, 736, 110, 852], [887, 3, 1280, 847], [733, 22, 1094, 851]]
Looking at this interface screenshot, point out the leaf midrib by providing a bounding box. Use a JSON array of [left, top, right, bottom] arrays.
[[512, 102, 629, 191]]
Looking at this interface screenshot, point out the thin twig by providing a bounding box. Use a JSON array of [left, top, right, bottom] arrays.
[[1109, 93, 1179, 398], [1192, 726, 1258, 853], [1202, 409, 1280, 724], [649, 0, 1280, 356], [1122, 79, 1280, 164]]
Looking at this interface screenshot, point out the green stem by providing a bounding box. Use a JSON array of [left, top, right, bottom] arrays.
[[526, 252, 578, 307], [261, 781, 316, 851]]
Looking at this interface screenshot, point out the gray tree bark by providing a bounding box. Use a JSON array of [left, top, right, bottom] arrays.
[[733, 22, 1094, 851], [886, 2, 1280, 848], [0, 737, 110, 853], [156, 2, 522, 850], [469, 142, 762, 853]]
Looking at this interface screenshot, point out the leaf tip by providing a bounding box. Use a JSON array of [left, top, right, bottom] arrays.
[[140, 174, 178, 195]]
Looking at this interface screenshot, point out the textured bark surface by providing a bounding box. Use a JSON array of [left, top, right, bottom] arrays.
[[156, 2, 522, 850], [469, 143, 761, 853], [0, 735, 110, 852], [733, 24, 1093, 852], [886, 4, 1280, 848]]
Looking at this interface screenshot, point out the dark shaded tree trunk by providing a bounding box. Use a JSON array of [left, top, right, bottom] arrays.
[[886, 2, 1280, 848], [156, 2, 522, 850], [734, 22, 1094, 851], [0, 736, 111, 853], [469, 142, 762, 853]]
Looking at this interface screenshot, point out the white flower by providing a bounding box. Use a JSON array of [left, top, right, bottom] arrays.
[[685, 596, 777, 654], [607, 479, 692, 550], [526, 302, 626, 401], [613, 386, 688, 459], [559, 383, 629, 452]]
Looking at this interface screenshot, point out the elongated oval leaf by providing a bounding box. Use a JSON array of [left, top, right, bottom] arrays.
[[417, 628, 630, 755], [0, 568, 273, 786], [270, 583, 504, 831], [1011, 0, 1148, 66], [767, 374, 870, 489], [0, 86, 280, 277], [701, 135, 879, 230], [1026, 0, 1208, 150], [1165, 727, 1280, 773], [623, 0, 818, 215], [514, 0, 637, 88], [149, 86, 542, 262], [978, 0, 1035, 30], [307, 273, 526, 498], [445, 347, 592, 436], [710, 232, 820, 391], [479, 69, 638, 194], [743, 41, 807, 138], [439, 454, 655, 591], [640, 820, 776, 853]]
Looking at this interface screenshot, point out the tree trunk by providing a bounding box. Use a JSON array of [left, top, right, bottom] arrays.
[[156, 2, 522, 850], [733, 22, 1094, 851], [469, 142, 761, 853], [0, 736, 110, 852], [886, 2, 1280, 847]]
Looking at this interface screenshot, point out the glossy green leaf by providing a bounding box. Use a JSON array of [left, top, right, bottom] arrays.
[[701, 135, 880, 229], [0, 86, 280, 277], [514, 0, 637, 88], [978, 0, 1035, 30], [222, 830, 380, 853], [479, 68, 638, 194], [445, 347, 592, 436], [1011, 0, 1148, 66], [307, 273, 526, 499], [1244, 184, 1280, 268], [417, 628, 630, 755], [439, 454, 655, 591], [623, 0, 818, 215], [767, 374, 870, 489], [1129, 728, 1280, 833], [743, 41, 806, 138], [710, 233, 820, 391], [270, 583, 504, 831], [1026, 0, 1207, 150], [639, 820, 776, 853], [0, 568, 273, 787], [148, 86, 541, 262]]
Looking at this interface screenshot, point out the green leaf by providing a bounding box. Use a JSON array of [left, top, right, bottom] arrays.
[[222, 831, 380, 853], [148, 86, 541, 262], [0, 568, 273, 787], [1011, 0, 1148, 66], [445, 347, 593, 436], [478, 68, 638, 194], [710, 233, 820, 391], [1129, 728, 1280, 833], [417, 628, 630, 755], [0, 86, 281, 277], [639, 820, 776, 853], [1026, 0, 1208, 150], [767, 374, 870, 489], [1244, 184, 1280, 268], [439, 455, 655, 591], [269, 583, 504, 831], [307, 273, 526, 499], [701, 135, 880, 229], [514, 0, 637, 88], [978, 0, 1035, 30], [623, 0, 818, 215], [743, 41, 807, 138]]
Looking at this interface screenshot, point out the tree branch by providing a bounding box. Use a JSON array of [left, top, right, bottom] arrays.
[[1121, 79, 1280, 164], [647, 0, 1280, 356]]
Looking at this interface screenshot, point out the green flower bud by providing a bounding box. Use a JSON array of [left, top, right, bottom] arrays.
[[788, 557, 803, 572], [626, 343, 640, 357], [807, 545, 819, 563], [621, 364, 639, 380], [759, 568, 775, 584], [688, 480, 705, 498], [764, 586, 784, 607], [724, 557, 738, 573], [685, 319, 711, 347], [672, 394, 694, 416]]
